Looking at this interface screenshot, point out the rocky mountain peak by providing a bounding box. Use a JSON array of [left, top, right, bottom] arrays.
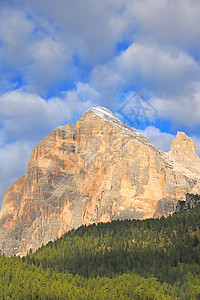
[[83, 106, 142, 136], [1, 107, 200, 256], [91, 106, 116, 119], [170, 131, 199, 162]]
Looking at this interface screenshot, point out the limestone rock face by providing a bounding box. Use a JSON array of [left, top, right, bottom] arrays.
[[170, 131, 199, 162], [175, 193, 200, 213], [1, 107, 200, 256]]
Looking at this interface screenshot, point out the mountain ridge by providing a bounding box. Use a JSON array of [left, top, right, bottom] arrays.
[[1, 106, 200, 256], [1, 203, 199, 299]]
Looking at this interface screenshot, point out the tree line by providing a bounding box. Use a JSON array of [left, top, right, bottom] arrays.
[[0, 203, 199, 299]]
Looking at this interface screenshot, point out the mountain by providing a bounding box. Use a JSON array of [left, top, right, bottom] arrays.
[[1, 106, 200, 256], [0, 205, 200, 299], [175, 193, 200, 213]]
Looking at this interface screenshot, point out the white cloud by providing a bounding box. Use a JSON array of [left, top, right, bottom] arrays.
[[0, 8, 74, 94], [152, 82, 200, 127], [192, 136, 200, 157], [141, 126, 200, 157], [117, 43, 200, 93], [0, 91, 58, 141], [0, 130, 6, 147], [1, 0, 200, 98], [0, 8, 34, 66], [91, 65, 125, 106], [21, 0, 200, 56], [1, 0, 200, 206], [124, 0, 200, 52], [0, 85, 97, 206], [0, 85, 97, 141], [91, 42, 200, 99], [27, 37, 73, 94], [0, 141, 33, 204], [17, 0, 127, 64], [141, 126, 175, 152]]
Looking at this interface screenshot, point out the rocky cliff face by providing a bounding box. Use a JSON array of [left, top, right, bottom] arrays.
[[1, 107, 200, 256], [175, 193, 200, 213]]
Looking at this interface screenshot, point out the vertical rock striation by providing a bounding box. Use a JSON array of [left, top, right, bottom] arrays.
[[1, 107, 200, 256]]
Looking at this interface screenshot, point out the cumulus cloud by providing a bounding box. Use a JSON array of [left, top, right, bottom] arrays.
[[118, 44, 200, 94], [1, 0, 200, 98], [0, 141, 33, 204], [0, 85, 97, 141], [0, 8, 34, 66], [0, 7, 74, 95], [192, 136, 200, 157], [140, 126, 175, 152], [19, 0, 200, 57], [124, 0, 200, 52], [0, 91, 60, 142], [152, 82, 200, 128], [141, 126, 200, 157], [26, 38, 74, 94], [0, 86, 97, 206], [16, 0, 127, 64], [1, 0, 200, 207], [91, 43, 200, 98]]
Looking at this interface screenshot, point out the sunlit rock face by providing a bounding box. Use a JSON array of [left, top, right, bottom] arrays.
[[1, 107, 200, 256], [170, 131, 199, 162]]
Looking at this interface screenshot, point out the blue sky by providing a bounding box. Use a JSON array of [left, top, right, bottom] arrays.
[[1, 0, 200, 206]]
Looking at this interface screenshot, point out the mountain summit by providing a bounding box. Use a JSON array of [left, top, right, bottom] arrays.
[[1, 107, 200, 256]]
